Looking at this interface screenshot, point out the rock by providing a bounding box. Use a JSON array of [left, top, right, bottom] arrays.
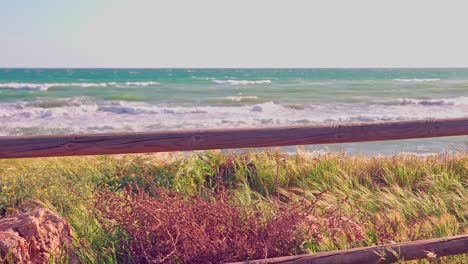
[[0, 207, 75, 263]]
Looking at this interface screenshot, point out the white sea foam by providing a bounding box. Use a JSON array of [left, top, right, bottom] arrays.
[[1, 97, 467, 139], [393, 78, 441, 83], [213, 80, 271, 85], [0, 83, 51, 91], [0, 82, 159, 91], [121, 82, 159, 87], [224, 96, 259, 102], [385, 97, 468, 106]]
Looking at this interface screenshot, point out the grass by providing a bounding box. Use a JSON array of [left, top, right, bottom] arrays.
[[0, 150, 466, 263]]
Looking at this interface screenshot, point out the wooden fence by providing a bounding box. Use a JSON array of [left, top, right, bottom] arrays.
[[0, 117, 467, 159], [228, 235, 468, 264]]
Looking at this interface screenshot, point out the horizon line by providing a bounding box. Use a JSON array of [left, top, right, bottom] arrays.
[[2, 67, 468, 70]]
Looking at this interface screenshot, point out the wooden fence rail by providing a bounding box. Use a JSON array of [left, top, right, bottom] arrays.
[[0, 117, 467, 159], [228, 235, 468, 264]]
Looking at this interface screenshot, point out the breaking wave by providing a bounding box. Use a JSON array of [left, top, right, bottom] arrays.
[[393, 78, 441, 83], [384, 97, 468, 106], [0, 82, 159, 91], [2, 97, 466, 137], [213, 80, 271, 85], [224, 96, 259, 102]]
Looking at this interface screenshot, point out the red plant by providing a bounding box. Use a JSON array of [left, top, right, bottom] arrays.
[[96, 185, 362, 263]]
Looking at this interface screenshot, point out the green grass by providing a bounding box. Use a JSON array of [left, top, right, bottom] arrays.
[[0, 150, 466, 263]]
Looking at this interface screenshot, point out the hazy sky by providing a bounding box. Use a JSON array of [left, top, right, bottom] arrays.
[[2, 0, 468, 68]]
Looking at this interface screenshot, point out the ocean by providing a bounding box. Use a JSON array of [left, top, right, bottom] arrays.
[[1, 68, 467, 155]]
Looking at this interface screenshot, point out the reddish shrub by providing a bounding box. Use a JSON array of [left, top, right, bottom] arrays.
[[96, 185, 362, 263]]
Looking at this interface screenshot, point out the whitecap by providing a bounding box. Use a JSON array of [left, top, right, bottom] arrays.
[[224, 96, 259, 102], [0, 83, 51, 91], [213, 80, 271, 85], [393, 78, 441, 83], [0, 81, 159, 91], [384, 97, 468, 106]]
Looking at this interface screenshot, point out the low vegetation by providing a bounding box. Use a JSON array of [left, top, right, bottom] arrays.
[[0, 150, 467, 263]]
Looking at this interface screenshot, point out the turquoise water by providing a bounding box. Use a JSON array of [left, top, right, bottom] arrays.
[[1, 68, 467, 155], [1, 68, 468, 104]]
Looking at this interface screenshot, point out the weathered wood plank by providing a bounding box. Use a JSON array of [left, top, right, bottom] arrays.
[[227, 234, 468, 264], [0, 117, 467, 159]]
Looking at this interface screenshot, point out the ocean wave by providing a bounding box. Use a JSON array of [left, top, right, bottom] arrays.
[[192, 76, 215, 80], [0, 83, 51, 91], [97, 102, 212, 115], [384, 97, 468, 106], [0, 82, 159, 91], [97, 106, 159, 115], [393, 78, 441, 83], [224, 96, 259, 102], [213, 80, 271, 85], [1, 99, 466, 138]]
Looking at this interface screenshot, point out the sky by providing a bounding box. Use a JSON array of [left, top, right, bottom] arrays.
[[1, 0, 468, 68]]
